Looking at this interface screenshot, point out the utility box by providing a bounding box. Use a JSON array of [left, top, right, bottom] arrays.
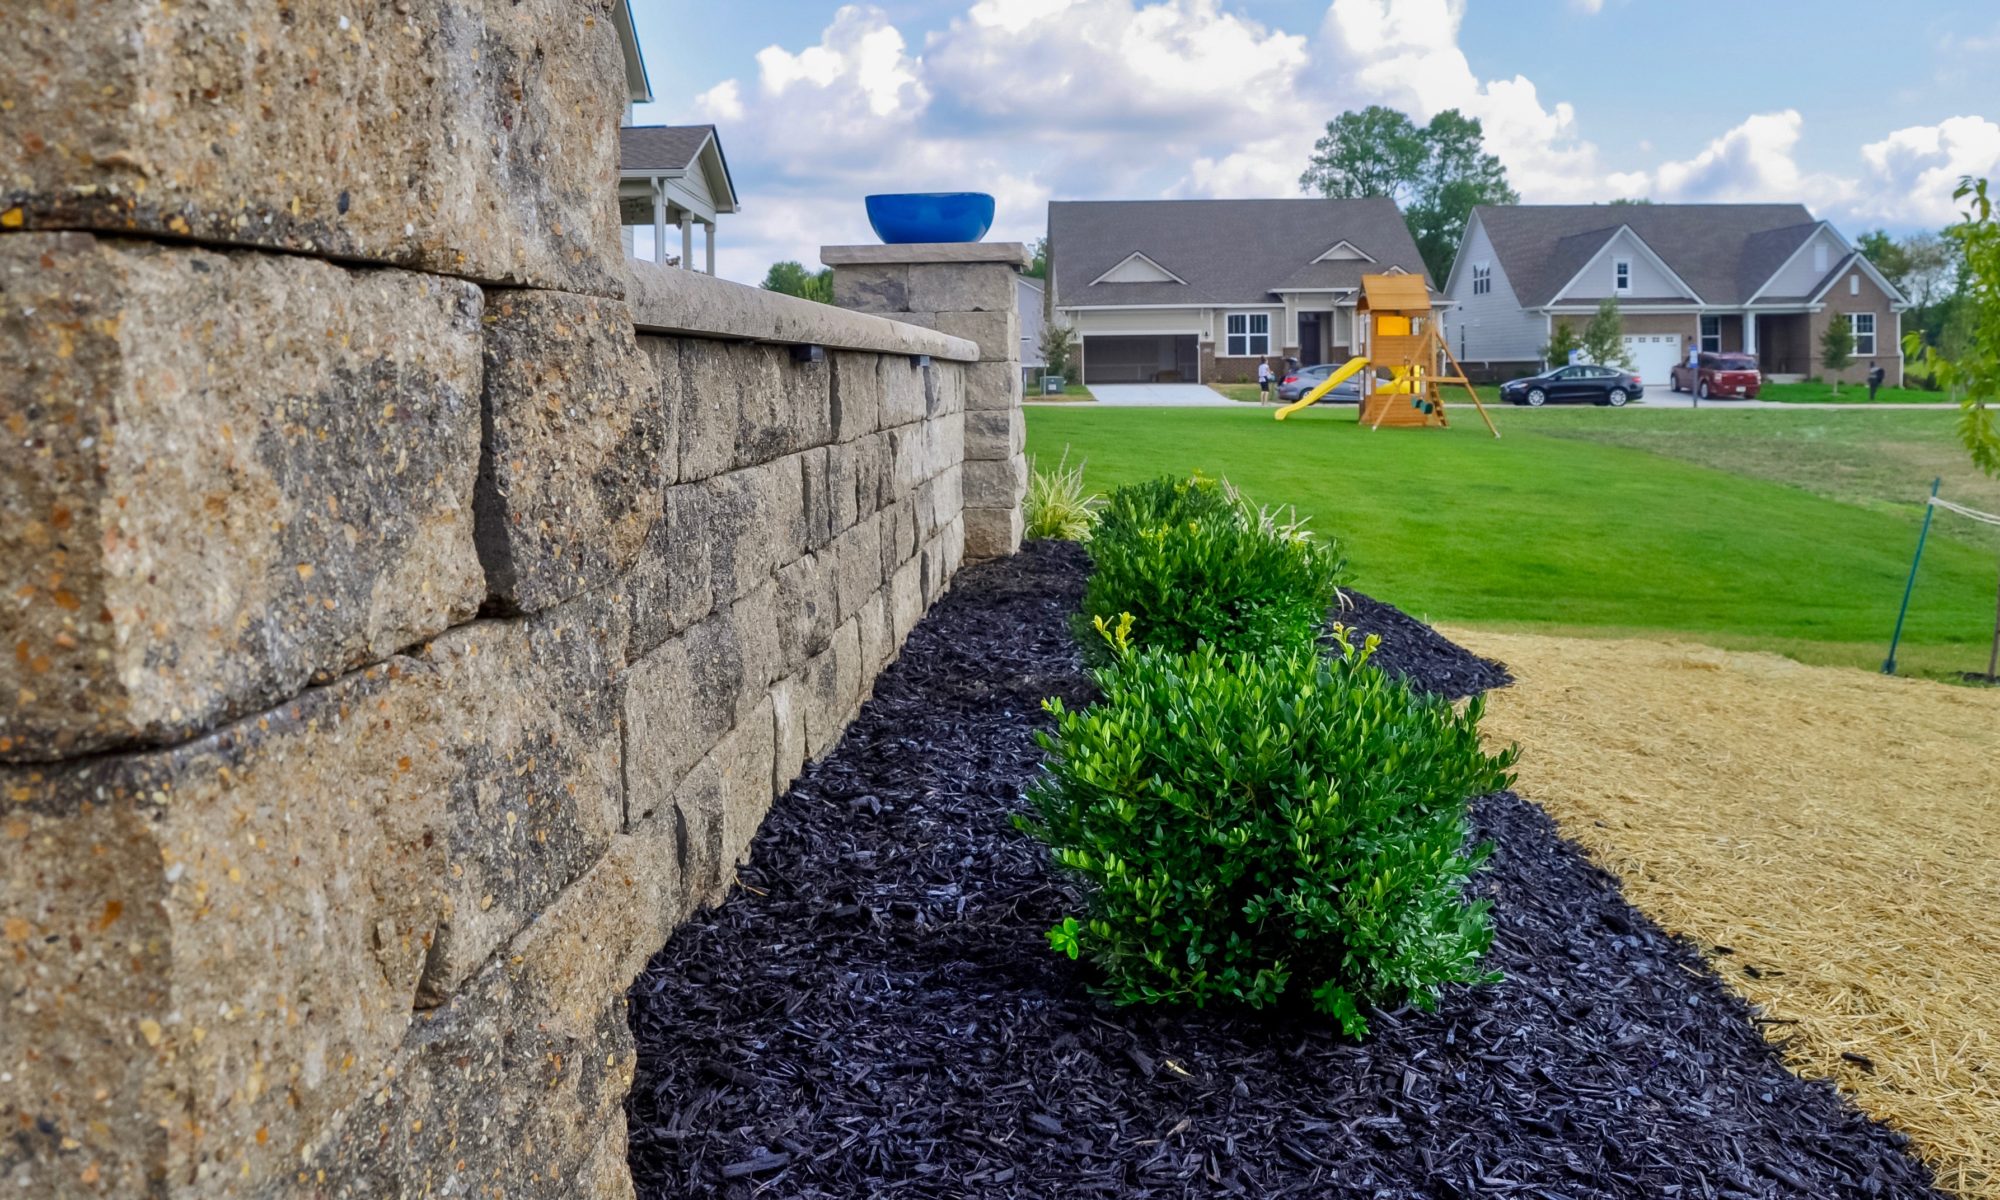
[[1042, 375, 1064, 395]]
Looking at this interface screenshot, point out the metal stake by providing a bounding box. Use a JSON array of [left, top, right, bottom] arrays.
[[1882, 476, 1941, 675]]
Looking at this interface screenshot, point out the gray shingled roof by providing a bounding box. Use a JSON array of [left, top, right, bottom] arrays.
[[1050, 198, 1428, 308], [620, 124, 717, 173], [1472, 203, 1819, 307]]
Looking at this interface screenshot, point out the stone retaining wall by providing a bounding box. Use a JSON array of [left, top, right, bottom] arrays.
[[0, 8, 1005, 1198]]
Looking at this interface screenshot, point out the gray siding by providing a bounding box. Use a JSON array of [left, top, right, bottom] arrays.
[[1445, 217, 1548, 363], [1759, 226, 1843, 298], [1554, 229, 1690, 302]]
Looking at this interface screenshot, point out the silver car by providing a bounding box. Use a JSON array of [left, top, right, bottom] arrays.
[[1276, 362, 1361, 404]]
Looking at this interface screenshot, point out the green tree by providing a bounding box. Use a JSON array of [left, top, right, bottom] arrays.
[[1819, 314, 1855, 395], [1541, 320, 1582, 369], [1025, 237, 1049, 280], [1040, 321, 1078, 384], [1856, 229, 1912, 288], [1580, 298, 1633, 370], [760, 260, 832, 303], [1911, 176, 2000, 475], [1608, 197, 1655, 205], [1300, 105, 1519, 281]]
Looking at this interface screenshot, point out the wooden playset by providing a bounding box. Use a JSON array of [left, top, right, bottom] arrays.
[[1274, 274, 1498, 438]]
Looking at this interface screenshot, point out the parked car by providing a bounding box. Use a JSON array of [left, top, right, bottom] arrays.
[[1499, 363, 1643, 407], [1277, 362, 1361, 403], [1670, 351, 1761, 399]]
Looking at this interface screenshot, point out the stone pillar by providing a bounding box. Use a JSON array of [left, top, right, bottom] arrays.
[[822, 242, 1028, 559]]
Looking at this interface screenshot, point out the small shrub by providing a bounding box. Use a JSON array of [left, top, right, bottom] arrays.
[[1024, 447, 1102, 542], [1022, 625, 1514, 1036], [1079, 477, 1344, 659], [1092, 473, 1241, 547]]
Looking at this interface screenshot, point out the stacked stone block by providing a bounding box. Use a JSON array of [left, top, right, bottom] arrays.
[[824, 243, 1029, 559], [0, 7, 978, 1198]]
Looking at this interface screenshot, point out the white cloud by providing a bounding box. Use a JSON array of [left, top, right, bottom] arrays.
[[1856, 116, 2000, 225]]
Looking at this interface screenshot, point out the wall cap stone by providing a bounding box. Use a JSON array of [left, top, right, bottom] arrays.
[[626, 260, 977, 362], [821, 243, 1032, 268]]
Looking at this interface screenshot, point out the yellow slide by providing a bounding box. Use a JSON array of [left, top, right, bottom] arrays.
[[1274, 356, 1369, 420]]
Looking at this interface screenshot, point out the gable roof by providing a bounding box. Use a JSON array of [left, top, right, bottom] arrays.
[[620, 124, 740, 213], [1050, 198, 1428, 308], [611, 0, 652, 104], [1470, 203, 1819, 308]]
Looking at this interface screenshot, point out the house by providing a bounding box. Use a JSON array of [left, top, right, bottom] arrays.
[[618, 125, 740, 272], [1017, 274, 1047, 385], [1442, 204, 1907, 385], [1046, 199, 1430, 384]]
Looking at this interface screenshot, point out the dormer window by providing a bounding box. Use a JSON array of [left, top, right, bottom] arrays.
[[1614, 259, 1631, 293], [1471, 263, 1492, 296]]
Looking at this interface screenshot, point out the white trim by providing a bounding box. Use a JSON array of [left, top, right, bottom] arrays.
[[1311, 239, 1377, 264], [1471, 261, 1493, 296], [1224, 311, 1271, 357], [1541, 304, 1705, 315], [1848, 311, 1878, 357], [1059, 302, 1217, 311], [1016, 275, 1045, 296], [1077, 329, 1206, 339], [1548, 225, 1704, 305], [1087, 251, 1188, 287], [1382, 265, 1409, 275]]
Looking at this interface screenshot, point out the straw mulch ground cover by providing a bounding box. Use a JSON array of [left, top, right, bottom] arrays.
[[625, 542, 1941, 1198], [1454, 629, 2000, 1198]]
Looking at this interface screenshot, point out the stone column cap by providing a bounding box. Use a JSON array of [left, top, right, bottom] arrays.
[[821, 242, 1032, 268]]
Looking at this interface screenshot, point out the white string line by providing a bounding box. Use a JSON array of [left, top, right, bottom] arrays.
[[1928, 496, 2000, 527]]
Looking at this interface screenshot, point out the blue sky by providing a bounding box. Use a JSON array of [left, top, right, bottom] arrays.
[[629, 0, 2000, 282]]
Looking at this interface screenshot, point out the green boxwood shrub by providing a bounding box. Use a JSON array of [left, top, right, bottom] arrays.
[[1021, 625, 1514, 1036], [1078, 476, 1344, 660]]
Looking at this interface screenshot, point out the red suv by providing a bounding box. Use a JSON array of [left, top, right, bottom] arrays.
[[1670, 352, 1761, 400]]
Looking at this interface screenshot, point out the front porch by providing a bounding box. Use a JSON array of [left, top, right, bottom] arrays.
[[620, 179, 717, 272]]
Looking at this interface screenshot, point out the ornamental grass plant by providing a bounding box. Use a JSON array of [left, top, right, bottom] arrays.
[[1024, 446, 1103, 542]]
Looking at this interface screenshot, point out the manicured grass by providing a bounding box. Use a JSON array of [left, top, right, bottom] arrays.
[[1210, 383, 1271, 404], [1759, 380, 1946, 405], [1025, 404, 2000, 679]]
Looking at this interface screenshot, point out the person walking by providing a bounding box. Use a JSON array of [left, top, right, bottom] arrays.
[[1867, 360, 1886, 401], [1686, 338, 1702, 407], [1256, 359, 1273, 405]]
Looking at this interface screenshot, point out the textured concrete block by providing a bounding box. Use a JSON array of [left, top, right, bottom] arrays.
[[476, 289, 664, 615], [833, 516, 885, 624], [830, 264, 909, 314], [891, 554, 924, 643], [931, 463, 966, 538], [0, 233, 485, 761], [934, 309, 1019, 362], [966, 505, 1026, 560], [801, 447, 836, 551], [775, 552, 837, 671], [412, 591, 629, 1004], [830, 351, 884, 442], [697, 457, 808, 605], [933, 361, 968, 416], [880, 498, 920, 583], [820, 442, 865, 540], [965, 407, 1026, 460], [0, 0, 628, 296], [883, 358, 932, 426], [964, 361, 1025, 411], [942, 512, 967, 581], [718, 697, 777, 871], [0, 659, 453, 1194], [771, 675, 808, 799], [965, 456, 1029, 509], [907, 263, 1018, 313], [624, 608, 745, 822], [675, 341, 830, 475], [854, 432, 893, 517], [667, 337, 738, 484], [627, 483, 716, 660], [857, 592, 896, 680]]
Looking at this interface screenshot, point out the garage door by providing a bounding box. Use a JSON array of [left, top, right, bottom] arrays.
[[1621, 333, 1682, 387], [1082, 335, 1199, 384]]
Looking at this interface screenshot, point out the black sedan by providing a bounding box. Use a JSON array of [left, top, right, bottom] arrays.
[[1276, 362, 1361, 403], [1499, 364, 1643, 407]]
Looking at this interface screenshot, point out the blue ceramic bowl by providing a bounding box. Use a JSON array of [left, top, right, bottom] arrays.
[[865, 192, 995, 244]]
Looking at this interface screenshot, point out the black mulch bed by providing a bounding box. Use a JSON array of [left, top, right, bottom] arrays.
[[1332, 589, 1512, 702], [626, 541, 1942, 1200]]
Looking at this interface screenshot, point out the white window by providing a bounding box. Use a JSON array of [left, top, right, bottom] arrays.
[[1225, 312, 1270, 357], [1850, 274, 1860, 296], [1471, 262, 1492, 296], [1700, 315, 1722, 353], [1849, 312, 1876, 356], [1614, 259, 1631, 292]]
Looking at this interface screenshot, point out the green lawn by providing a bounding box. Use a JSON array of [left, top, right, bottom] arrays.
[[1026, 404, 2000, 679], [1758, 380, 1946, 405]]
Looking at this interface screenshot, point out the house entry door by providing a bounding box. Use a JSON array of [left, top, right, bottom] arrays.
[[1298, 313, 1323, 366]]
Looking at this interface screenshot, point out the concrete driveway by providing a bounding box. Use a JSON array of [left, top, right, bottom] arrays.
[[1079, 383, 1240, 406]]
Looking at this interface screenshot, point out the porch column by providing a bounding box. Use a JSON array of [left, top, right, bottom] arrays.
[[650, 179, 667, 265], [680, 213, 693, 271], [704, 219, 716, 276], [823, 241, 1031, 560], [1744, 313, 1758, 356]]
